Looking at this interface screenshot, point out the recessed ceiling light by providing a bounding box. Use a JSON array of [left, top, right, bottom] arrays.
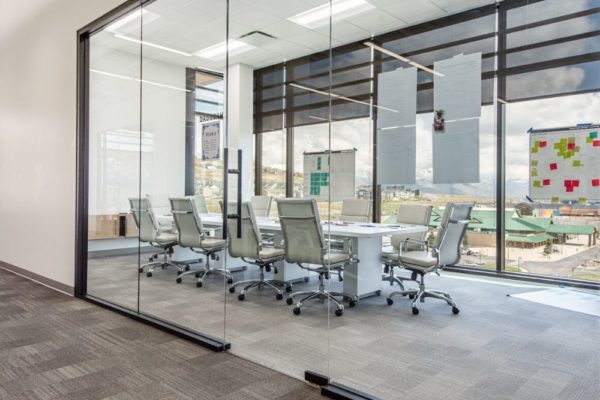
[[288, 0, 374, 29], [114, 33, 192, 57], [105, 9, 147, 32], [194, 39, 255, 60], [364, 42, 444, 77]]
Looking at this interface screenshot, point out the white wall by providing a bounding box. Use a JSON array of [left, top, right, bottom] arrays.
[[0, 0, 126, 289]]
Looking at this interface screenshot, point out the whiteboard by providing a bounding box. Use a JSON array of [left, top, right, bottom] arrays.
[[303, 150, 356, 201], [529, 125, 600, 202]]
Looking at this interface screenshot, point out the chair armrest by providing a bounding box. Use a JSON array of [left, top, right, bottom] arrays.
[[202, 227, 222, 237], [325, 237, 356, 262], [400, 238, 428, 254]]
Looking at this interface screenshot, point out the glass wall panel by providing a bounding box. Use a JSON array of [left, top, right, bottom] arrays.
[[327, 3, 497, 398], [504, 93, 600, 281], [222, 0, 333, 383], [86, 5, 143, 310], [136, 0, 228, 341]]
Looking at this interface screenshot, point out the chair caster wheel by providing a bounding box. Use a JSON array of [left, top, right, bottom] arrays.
[[408, 294, 415, 300], [335, 309, 343, 317], [227, 278, 233, 284], [195, 272, 201, 278], [177, 270, 182, 275], [138, 268, 144, 273], [452, 307, 460, 315], [229, 287, 235, 293], [276, 293, 283, 300], [386, 298, 394, 305], [293, 307, 301, 315], [196, 281, 203, 288], [185, 265, 190, 271], [348, 300, 356, 308], [176, 277, 182, 284], [412, 307, 419, 315], [146, 272, 152, 278], [286, 298, 294, 305], [238, 294, 245, 301], [285, 286, 292, 293]]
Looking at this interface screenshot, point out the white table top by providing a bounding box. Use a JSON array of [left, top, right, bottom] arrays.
[[160, 213, 427, 238]]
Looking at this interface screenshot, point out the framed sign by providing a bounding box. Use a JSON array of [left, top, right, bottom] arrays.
[[201, 121, 221, 160]]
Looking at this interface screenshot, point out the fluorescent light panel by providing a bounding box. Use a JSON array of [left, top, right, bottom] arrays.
[[364, 42, 444, 77], [194, 39, 254, 60], [289, 82, 397, 113], [114, 33, 192, 57], [90, 69, 191, 92], [105, 9, 147, 32], [288, 0, 374, 28]]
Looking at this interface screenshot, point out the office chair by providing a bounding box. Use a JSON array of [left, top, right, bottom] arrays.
[[382, 204, 432, 289], [129, 197, 183, 277], [276, 198, 355, 317], [340, 199, 370, 222], [169, 197, 231, 287], [386, 202, 473, 315], [224, 202, 289, 301], [193, 193, 209, 214], [250, 195, 273, 217]]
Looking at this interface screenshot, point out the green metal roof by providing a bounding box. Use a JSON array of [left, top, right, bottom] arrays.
[[506, 234, 554, 243], [547, 224, 595, 235], [429, 209, 547, 233], [386, 207, 596, 237]]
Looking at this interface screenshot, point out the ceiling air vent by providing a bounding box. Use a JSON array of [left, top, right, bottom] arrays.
[[238, 31, 277, 47]]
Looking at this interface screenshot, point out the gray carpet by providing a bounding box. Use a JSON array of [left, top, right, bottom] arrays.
[[87, 254, 600, 400], [0, 268, 323, 400]]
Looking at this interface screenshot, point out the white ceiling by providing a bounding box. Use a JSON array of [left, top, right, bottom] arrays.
[[92, 0, 498, 71]]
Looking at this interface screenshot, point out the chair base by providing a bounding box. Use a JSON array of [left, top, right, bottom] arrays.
[[387, 275, 459, 315], [382, 264, 413, 290], [286, 274, 356, 317], [140, 260, 184, 277]]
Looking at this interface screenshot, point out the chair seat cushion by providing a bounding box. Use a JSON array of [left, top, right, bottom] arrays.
[[397, 250, 437, 269], [201, 238, 226, 249], [156, 233, 178, 245], [323, 252, 350, 266], [258, 247, 284, 261]]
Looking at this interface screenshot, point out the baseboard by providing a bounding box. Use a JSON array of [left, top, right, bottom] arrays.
[[0, 260, 74, 296]]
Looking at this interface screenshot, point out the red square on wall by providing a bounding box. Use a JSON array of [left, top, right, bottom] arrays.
[[567, 142, 575, 150], [543, 179, 550, 186], [564, 180, 572, 187], [539, 141, 547, 148], [592, 179, 600, 187], [594, 140, 600, 147], [573, 180, 580, 187], [550, 163, 558, 170]]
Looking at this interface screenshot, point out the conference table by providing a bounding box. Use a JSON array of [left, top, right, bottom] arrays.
[[160, 213, 428, 301]]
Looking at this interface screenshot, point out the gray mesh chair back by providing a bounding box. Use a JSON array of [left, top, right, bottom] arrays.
[[170, 197, 204, 248], [340, 199, 370, 223], [129, 197, 159, 243], [435, 203, 473, 266], [225, 202, 261, 259], [276, 199, 324, 265], [391, 204, 432, 250], [250, 196, 272, 217]]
